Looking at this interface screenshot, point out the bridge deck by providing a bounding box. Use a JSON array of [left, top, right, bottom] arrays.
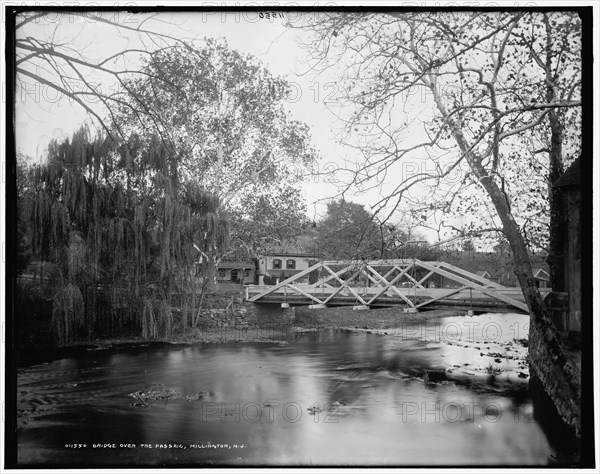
[[246, 284, 547, 313]]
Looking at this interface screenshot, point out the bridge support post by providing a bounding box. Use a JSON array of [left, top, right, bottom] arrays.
[[308, 304, 327, 309], [403, 307, 418, 314]]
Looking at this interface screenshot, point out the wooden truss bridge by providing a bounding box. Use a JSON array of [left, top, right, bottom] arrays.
[[245, 259, 545, 314]]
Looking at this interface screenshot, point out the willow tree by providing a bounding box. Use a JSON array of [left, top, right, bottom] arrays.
[[24, 127, 228, 343], [298, 10, 582, 436]]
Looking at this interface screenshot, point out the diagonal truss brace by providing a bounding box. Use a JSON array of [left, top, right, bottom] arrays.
[[366, 265, 417, 307], [415, 260, 528, 312], [320, 264, 368, 305], [367, 263, 416, 307]]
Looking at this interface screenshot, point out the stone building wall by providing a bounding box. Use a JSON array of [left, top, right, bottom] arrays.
[[566, 188, 581, 332], [528, 318, 581, 439]]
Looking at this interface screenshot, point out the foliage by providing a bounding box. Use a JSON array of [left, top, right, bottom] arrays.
[[14, 16, 317, 271], [113, 39, 317, 248], [228, 187, 311, 259], [14, 11, 194, 139], [23, 127, 228, 343], [51, 283, 84, 345], [461, 240, 475, 252], [314, 199, 381, 259], [298, 11, 580, 297], [298, 11, 580, 254], [15, 155, 33, 277]]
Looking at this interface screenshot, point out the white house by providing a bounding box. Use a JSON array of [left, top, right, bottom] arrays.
[[256, 253, 319, 285]]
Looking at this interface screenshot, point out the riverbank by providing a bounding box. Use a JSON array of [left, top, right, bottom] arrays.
[[21, 306, 531, 392], [14, 305, 472, 365], [54, 306, 466, 348], [294, 305, 466, 328]]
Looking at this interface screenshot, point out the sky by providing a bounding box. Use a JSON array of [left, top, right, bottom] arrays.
[[12, 10, 355, 223], [6, 2, 600, 248]]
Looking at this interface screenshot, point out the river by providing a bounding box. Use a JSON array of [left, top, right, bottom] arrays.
[[16, 312, 554, 466]]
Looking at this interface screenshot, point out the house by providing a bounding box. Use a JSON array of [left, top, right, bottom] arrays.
[[532, 268, 551, 289], [216, 261, 256, 284], [551, 156, 581, 334], [256, 253, 319, 285]]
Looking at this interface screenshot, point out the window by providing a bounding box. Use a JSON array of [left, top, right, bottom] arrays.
[[243, 270, 250, 277], [286, 259, 296, 269], [273, 259, 282, 269]]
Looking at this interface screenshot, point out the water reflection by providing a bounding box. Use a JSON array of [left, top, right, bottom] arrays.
[[17, 327, 552, 466]]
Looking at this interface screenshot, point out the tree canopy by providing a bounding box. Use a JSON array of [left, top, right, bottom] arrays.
[[315, 199, 381, 259], [298, 11, 580, 254], [113, 39, 317, 255], [298, 10, 581, 300]]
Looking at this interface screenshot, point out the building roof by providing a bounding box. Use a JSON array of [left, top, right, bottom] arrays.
[[475, 270, 491, 278], [554, 156, 581, 188], [261, 253, 319, 259], [264, 269, 309, 277], [218, 261, 255, 270], [533, 268, 550, 281]]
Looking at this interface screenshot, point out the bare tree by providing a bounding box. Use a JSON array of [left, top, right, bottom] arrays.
[[14, 11, 195, 141], [297, 10, 582, 435]]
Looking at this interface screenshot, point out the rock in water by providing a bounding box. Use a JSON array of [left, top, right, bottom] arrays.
[[423, 369, 448, 384], [128, 384, 180, 404]]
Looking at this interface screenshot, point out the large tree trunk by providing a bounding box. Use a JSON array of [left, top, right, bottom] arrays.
[[429, 74, 581, 439], [475, 162, 581, 439], [543, 12, 567, 293], [547, 101, 566, 292]]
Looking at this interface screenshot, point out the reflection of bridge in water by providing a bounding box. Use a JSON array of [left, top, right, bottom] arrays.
[[245, 259, 548, 314]]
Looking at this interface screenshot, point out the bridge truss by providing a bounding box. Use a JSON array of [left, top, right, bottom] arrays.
[[245, 259, 533, 313]]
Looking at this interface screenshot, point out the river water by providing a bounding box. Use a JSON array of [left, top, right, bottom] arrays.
[[16, 313, 554, 466]]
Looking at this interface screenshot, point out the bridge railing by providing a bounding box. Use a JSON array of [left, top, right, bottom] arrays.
[[246, 260, 542, 313]]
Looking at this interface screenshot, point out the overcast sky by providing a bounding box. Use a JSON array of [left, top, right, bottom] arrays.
[[13, 11, 357, 223], [8, 3, 600, 247]]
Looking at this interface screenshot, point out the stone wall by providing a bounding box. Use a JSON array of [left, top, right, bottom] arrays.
[[195, 306, 253, 329], [194, 302, 295, 329], [566, 188, 581, 332], [528, 318, 581, 439]]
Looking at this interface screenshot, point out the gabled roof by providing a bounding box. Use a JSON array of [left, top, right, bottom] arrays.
[[554, 156, 581, 188], [261, 253, 318, 259], [218, 261, 255, 269], [475, 270, 491, 278], [533, 268, 550, 281]]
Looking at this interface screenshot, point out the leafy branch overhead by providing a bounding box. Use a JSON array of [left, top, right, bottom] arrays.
[[114, 39, 317, 208], [15, 11, 197, 140], [297, 10, 582, 429], [298, 11, 580, 249]]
